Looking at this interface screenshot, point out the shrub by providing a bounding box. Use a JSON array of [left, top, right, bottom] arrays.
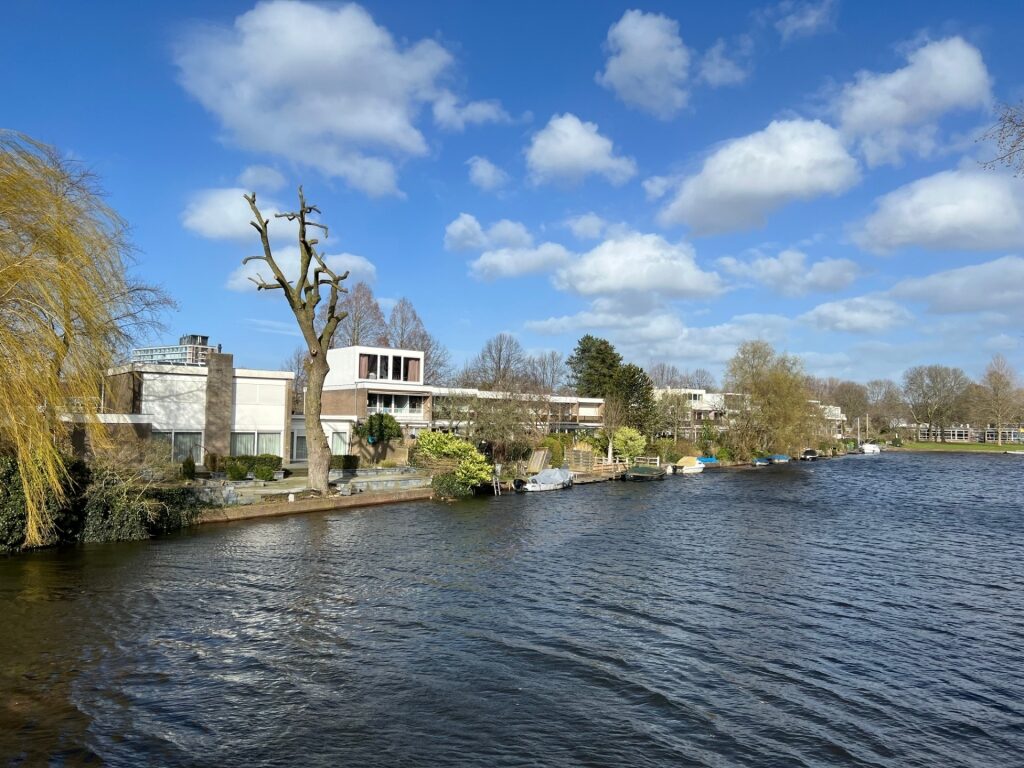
[[356, 413, 403, 445], [715, 445, 733, 463], [379, 459, 398, 469], [80, 469, 150, 543], [206, 452, 220, 473], [181, 455, 196, 480], [145, 487, 205, 534], [0, 455, 89, 553], [652, 438, 684, 464], [330, 454, 360, 470], [538, 436, 565, 467], [612, 427, 647, 461], [413, 431, 492, 495], [253, 465, 275, 481], [432, 472, 475, 499], [226, 462, 248, 481]]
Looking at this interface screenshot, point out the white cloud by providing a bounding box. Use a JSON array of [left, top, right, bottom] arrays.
[[835, 37, 992, 166], [525, 113, 637, 185], [227, 247, 376, 291], [527, 301, 792, 369], [469, 243, 572, 281], [773, 0, 838, 42], [554, 231, 723, 298], [719, 248, 859, 295], [238, 165, 287, 191], [890, 256, 1024, 314], [432, 92, 510, 131], [596, 10, 690, 119], [174, 1, 503, 197], [565, 213, 607, 240], [182, 187, 279, 242], [659, 119, 859, 234], [443, 213, 533, 251], [466, 156, 509, 191], [854, 169, 1024, 253], [642, 175, 678, 201], [801, 296, 912, 333], [699, 37, 752, 87]]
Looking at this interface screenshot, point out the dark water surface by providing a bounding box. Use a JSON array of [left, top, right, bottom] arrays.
[[2, 452, 1023, 767]]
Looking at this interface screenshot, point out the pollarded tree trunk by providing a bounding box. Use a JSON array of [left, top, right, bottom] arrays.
[[305, 355, 331, 495], [244, 188, 349, 496]]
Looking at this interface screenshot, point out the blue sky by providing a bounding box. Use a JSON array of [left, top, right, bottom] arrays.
[[4, 0, 1024, 382]]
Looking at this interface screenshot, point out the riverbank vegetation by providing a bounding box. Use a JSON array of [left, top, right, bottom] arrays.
[[0, 132, 172, 548]]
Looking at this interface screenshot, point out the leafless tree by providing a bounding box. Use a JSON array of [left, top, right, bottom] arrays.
[[902, 365, 971, 442], [282, 345, 309, 413], [385, 297, 452, 384], [646, 362, 683, 389], [975, 354, 1021, 445], [465, 333, 527, 391], [244, 187, 347, 495], [525, 351, 565, 395], [680, 367, 717, 391], [329, 281, 388, 348], [982, 102, 1024, 175]]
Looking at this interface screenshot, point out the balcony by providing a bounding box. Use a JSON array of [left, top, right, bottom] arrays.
[[368, 405, 424, 419]]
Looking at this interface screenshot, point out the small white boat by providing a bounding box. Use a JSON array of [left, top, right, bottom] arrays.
[[514, 467, 573, 492], [860, 443, 882, 454], [1004, 450, 1024, 455], [672, 456, 704, 475]]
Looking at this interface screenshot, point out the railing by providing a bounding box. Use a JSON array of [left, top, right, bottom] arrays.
[[368, 406, 424, 418]]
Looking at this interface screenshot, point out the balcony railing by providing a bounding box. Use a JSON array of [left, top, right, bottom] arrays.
[[368, 406, 424, 418]]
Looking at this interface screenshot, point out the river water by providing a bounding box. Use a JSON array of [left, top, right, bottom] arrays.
[[2, 452, 1022, 767]]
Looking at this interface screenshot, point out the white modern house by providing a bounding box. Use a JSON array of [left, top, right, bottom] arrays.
[[101, 351, 294, 463]]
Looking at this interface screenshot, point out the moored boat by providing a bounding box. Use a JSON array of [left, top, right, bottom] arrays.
[[859, 443, 881, 454], [800, 449, 819, 461], [751, 457, 770, 468], [768, 454, 790, 464], [514, 467, 573, 492], [672, 456, 704, 475], [622, 465, 667, 481]]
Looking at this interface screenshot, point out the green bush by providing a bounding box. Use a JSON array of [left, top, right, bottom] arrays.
[[330, 454, 360, 470], [0, 455, 90, 553], [413, 431, 492, 493], [538, 436, 565, 467], [612, 427, 647, 461], [226, 462, 248, 481], [432, 471, 475, 499], [145, 487, 205, 535], [253, 465, 275, 481], [715, 445, 733, 463], [652, 438, 684, 464], [356, 413, 403, 445], [181, 455, 196, 480]]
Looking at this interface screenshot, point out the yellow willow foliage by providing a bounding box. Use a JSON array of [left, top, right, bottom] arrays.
[[0, 133, 132, 546]]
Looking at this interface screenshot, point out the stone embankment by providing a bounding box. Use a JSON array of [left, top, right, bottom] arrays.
[[199, 486, 433, 525]]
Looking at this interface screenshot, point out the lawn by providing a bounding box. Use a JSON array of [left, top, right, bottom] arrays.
[[895, 441, 1022, 453]]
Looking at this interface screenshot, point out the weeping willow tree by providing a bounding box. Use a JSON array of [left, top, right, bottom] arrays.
[[0, 132, 169, 547]]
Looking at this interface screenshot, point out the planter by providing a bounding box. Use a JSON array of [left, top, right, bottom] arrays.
[[273, 470, 285, 480]]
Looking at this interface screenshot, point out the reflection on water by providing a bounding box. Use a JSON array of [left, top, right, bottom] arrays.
[[1, 452, 1023, 766]]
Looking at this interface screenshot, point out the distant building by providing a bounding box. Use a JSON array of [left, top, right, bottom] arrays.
[[130, 334, 218, 366]]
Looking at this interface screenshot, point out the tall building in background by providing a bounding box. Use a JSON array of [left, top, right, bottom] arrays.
[[131, 334, 218, 366]]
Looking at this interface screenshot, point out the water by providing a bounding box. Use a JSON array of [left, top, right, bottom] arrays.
[[2, 452, 1023, 767]]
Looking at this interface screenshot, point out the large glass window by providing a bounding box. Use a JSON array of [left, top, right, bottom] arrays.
[[230, 432, 255, 456], [331, 432, 348, 455], [257, 432, 282, 456], [379, 355, 389, 380], [293, 434, 307, 461], [173, 432, 203, 463]]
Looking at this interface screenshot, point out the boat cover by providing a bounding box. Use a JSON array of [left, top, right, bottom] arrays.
[[531, 468, 573, 485]]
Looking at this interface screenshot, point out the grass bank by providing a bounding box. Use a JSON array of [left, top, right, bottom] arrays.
[[895, 441, 1020, 453]]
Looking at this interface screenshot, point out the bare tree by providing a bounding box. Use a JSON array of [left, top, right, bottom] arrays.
[[282, 345, 309, 413], [982, 102, 1024, 175], [902, 365, 971, 442], [646, 362, 683, 389], [244, 188, 348, 495], [976, 354, 1020, 445], [329, 281, 388, 347], [525, 351, 565, 395], [385, 297, 452, 385], [866, 378, 905, 434], [465, 333, 527, 391], [681, 368, 717, 391]]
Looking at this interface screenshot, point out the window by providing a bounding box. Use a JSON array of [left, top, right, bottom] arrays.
[[331, 431, 348, 455], [379, 355, 389, 380], [172, 432, 203, 463], [392, 355, 401, 380], [257, 432, 282, 456], [293, 434, 307, 461], [230, 432, 255, 456]]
